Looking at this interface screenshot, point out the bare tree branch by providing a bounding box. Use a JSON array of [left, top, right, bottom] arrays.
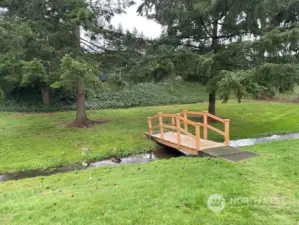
[[80, 37, 107, 51], [199, 16, 213, 38], [216, 32, 248, 39], [217, 0, 232, 21], [80, 41, 101, 53]]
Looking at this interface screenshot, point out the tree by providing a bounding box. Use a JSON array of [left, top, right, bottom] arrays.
[[0, 18, 56, 104], [21, 59, 52, 104], [0, 18, 34, 102], [1, 0, 133, 126], [56, 55, 101, 127], [137, 0, 299, 115], [0, 1, 62, 105]]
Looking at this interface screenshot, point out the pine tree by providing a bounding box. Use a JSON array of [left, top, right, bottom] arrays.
[[1, 0, 132, 126], [138, 0, 299, 114]]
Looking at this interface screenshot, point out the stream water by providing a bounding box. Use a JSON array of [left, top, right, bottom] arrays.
[[89, 147, 183, 168], [0, 147, 183, 182], [1, 132, 299, 182], [229, 133, 299, 147]]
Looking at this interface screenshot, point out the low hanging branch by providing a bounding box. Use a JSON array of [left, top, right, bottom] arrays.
[[80, 38, 108, 51], [80, 41, 101, 53]]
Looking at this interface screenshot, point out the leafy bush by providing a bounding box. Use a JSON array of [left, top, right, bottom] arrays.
[[0, 82, 208, 112]]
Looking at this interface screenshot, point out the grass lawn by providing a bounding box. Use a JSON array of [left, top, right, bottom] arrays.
[[1, 100, 299, 173], [0, 139, 298, 225]]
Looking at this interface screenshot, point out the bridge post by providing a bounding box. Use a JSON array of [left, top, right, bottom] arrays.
[[171, 116, 175, 133], [224, 119, 230, 145], [175, 114, 181, 147], [183, 110, 188, 132], [158, 112, 164, 139], [195, 123, 201, 150], [147, 117, 153, 136], [203, 111, 208, 139]]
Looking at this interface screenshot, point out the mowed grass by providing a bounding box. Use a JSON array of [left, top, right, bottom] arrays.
[[0, 139, 298, 225], [1, 100, 299, 173]]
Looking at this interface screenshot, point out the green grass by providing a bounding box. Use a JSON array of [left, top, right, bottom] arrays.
[[1, 101, 299, 224], [0, 139, 298, 225], [1, 100, 299, 173]]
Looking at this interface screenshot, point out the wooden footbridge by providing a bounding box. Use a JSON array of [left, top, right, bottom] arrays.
[[146, 110, 258, 161]]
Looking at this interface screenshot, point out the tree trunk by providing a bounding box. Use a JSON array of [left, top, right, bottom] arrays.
[[75, 78, 88, 125], [208, 91, 216, 115], [41, 87, 51, 105], [72, 26, 89, 126], [16, 87, 21, 103], [208, 19, 219, 115], [74, 26, 81, 49]]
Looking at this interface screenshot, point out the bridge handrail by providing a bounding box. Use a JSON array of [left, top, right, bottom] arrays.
[[147, 110, 230, 150], [177, 115, 198, 126], [162, 123, 195, 138], [182, 110, 230, 144], [147, 112, 201, 149], [175, 114, 201, 149]]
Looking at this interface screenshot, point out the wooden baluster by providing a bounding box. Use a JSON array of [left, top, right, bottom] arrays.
[[171, 116, 175, 133], [147, 117, 153, 136], [158, 112, 164, 139], [176, 114, 181, 147], [224, 119, 230, 145], [183, 109, 188, 132], [203, 111, 208, 140], [195, 123, 201, 150]]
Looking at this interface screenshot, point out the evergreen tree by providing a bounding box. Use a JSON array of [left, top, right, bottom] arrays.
[[138, 0, 299, 114], [0, 18, 33, 102], [0, 0, 132, 126]]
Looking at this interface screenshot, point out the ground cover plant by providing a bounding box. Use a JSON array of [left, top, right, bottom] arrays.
[[0, 82, 208, 112]]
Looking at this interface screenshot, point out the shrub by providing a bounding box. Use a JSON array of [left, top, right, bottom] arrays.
[[0, 82, 208, 112]]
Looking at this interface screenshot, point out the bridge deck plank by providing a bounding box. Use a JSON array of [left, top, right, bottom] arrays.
[[152, 131, 225, 151]]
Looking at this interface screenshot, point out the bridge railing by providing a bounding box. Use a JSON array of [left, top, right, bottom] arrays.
[[147, 110, 230, 150], [180, 110, 230, 145], [175, 115, 201, 150]]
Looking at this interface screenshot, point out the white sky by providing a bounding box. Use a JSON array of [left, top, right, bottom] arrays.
[[111, 1, 162, 39]]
